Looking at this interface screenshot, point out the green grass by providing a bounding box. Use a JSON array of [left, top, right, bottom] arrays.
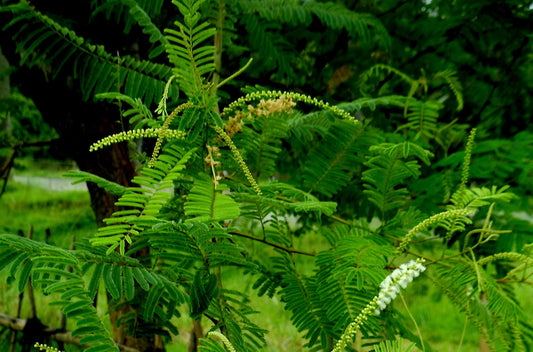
[[11, 156, 78, 178], [0, 182, 96, 246], [395, 279, 479, 352]]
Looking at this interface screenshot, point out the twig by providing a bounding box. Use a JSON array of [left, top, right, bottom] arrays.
[[26, 226, 37, 319], [57, 235, 76, 350], [229, 230, 315, 256], [0, 147, 16, 198], [10, 227, 33, 352]]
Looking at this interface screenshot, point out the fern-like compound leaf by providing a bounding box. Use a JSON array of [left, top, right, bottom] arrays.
[[91, 145, 195, 253], [184, 174, 241, 223], [303, 120, 369, 197], [433, 69, 464, 111], [0, 234, 119, 351], [362, 141, 433, 217], [235, 112, 289, 181], [238, 0, 390, 79], [165, 0, 216, 98], [233, 183, 338, 218], [2, 1, 174, 105], [398, 100, 443, 140], [63, 170, 128, 196]]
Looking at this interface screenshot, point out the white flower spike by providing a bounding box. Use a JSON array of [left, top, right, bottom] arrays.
[[374, 259, 426, 315], [331, 258, 426, 352]]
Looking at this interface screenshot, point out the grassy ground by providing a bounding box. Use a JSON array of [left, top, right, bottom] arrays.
[[1, 157, 531, 352], [0, 182, 95, 246]]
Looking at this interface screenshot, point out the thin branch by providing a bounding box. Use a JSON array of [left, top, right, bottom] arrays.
[[229, 230, 315, 256], [217, 58, 253, 89], [0, 137, 60, 149]]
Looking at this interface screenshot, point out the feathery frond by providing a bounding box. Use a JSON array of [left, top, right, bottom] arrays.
[[233, 182, 338, 217], [91, 145, 196, 254], [92, 0, 168, 58], [164, 0, 216, 98], [302, 120, 367, 197], [315, 237, 390, 335], [362, 141, 433, 217], [337, 95, 409, 112], [235, 112, 289, 181], [433, 69, 464, 111], [372, 339, 416, 352], [3, 1, 175, 105], [359, 64, 417, 96], [397, 100, 443, 141], [431, 262, 526, 351], [122, 0, 169, 58], [96, 92, 155, 128], [184, 174, 241, 223], [238, 0, 390, 80], [0, 235, 118, 351], [63, 170, 128, 196], [273, 252, 330, 348]]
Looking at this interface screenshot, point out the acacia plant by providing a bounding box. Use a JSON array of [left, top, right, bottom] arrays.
[[1, 0, 532, 352]]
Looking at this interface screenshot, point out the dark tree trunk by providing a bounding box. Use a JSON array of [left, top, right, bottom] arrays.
[[11, 66, 137, 224]]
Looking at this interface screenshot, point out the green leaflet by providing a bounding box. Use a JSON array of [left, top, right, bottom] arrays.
[[184, 174, 240, 223], [362, 141, 433, 217], [190, 270, 218, 319]]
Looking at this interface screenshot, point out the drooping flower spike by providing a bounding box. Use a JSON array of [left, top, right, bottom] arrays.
[[331, 258, 426, 352]]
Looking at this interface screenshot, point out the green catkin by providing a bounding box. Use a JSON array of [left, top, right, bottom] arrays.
[[207, 331, 237, 352], [331, 297, 380, 352], [213, 125, 262, 196], [443, 128, 477, 241], [477, 252, 532, 266], [148, 102, 194, 168], [89, 128, 186, 152], [454, 128, 477, 207], [397, 208, 471, 253]]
